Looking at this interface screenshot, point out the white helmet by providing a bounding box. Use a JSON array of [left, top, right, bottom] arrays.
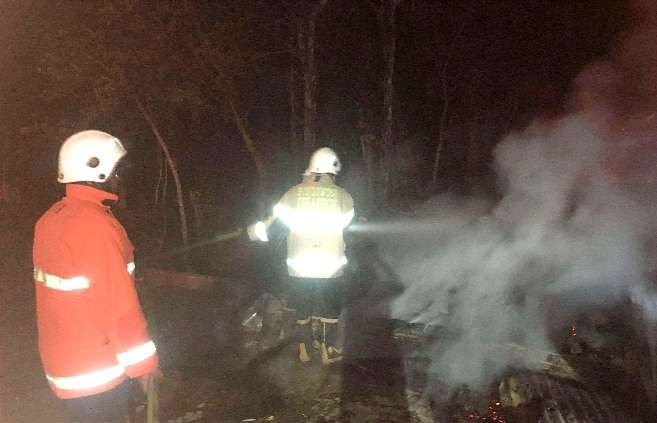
[[305, 147, 341, 175], [58, 130, 127, 183]]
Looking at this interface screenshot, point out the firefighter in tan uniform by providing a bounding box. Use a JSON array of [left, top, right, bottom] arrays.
[[248, 147, 354, 364]]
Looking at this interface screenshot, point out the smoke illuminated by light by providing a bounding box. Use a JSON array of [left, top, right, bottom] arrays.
[[372, 0, 657, 392]]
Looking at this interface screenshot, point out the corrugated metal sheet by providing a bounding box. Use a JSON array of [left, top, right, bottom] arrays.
[[507, 372, 635, 423]]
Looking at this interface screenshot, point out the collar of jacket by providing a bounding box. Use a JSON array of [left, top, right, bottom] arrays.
[[302, 173, 335, 185], [65, 184, 118, 208]]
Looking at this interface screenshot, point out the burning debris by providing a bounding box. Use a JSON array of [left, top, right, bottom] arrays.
[[232, 303, 639, 421], [497, 371, 634, 423]]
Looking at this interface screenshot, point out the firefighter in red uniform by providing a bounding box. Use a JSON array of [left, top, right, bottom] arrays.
[[33, 130, 159, 422]]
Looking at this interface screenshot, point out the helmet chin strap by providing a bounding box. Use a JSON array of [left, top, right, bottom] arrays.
[[72, 173, 120, 197]]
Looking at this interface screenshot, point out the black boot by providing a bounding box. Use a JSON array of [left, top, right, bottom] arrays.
[[259, 296, 284, 351], [318, 317, 342, 365], [281, 307, 297, 340]]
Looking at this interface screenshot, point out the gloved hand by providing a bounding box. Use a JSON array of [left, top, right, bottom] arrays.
[[247, 221, 269, 242]]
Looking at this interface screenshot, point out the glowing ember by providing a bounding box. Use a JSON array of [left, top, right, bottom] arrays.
[[486, 400, 508, 423], [463, 400, 508, 422]]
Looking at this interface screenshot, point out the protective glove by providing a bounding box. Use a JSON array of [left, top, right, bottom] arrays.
[[247, 221, 270, 242]]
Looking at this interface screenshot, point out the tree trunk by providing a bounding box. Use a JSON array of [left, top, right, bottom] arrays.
[[137, 99, 189, 252], [381, 0, 399, 201], [360, 133, 376, 197], [371, 0, 401, 204], [299, 0, 328, 158], [154, 152, 169, 251], [301, 19, 315, 157], [466, 121, 478, 193], [296, 17, 306, 156], [0, 156, 7, 201], [431, 64, 450, 190], [227, 95, 267, 214], [288, 27, 301, 171], [228, 97, 266, 181], [189, 190, 203, 238]]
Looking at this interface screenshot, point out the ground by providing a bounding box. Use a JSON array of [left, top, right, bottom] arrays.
[[0, 262, 432, 423], [0, 221, 71, 422], [0, 222, 651, 422]]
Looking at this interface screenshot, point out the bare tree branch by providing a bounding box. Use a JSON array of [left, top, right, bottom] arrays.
[[136, 98, 189, 252]]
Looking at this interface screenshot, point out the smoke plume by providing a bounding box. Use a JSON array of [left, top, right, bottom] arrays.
[[385, 0, 657, 389]]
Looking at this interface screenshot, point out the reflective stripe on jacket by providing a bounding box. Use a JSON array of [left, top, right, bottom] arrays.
[[32, 184, 158, 399], [274, 174, 354, 278]]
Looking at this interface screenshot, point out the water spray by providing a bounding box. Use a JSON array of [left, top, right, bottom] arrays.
[[347, 216, 468, 236]]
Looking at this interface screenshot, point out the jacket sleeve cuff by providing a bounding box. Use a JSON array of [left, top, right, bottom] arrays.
[[125, 353, 159, 378], [116, 340, 159, 377]]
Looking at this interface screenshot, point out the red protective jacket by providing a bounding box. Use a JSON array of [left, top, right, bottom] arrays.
[[33, 184, 158, 399]]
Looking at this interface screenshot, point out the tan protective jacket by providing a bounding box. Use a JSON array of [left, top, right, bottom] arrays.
[[273, 174, 354, 278]]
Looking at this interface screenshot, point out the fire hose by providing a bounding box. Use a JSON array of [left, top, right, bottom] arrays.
[[141, 228, 244, 264], [143, 217, 372, 265], [140, 229, 244, 422]]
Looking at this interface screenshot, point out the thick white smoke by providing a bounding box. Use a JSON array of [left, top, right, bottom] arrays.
[[385, 0, 657, 389]]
